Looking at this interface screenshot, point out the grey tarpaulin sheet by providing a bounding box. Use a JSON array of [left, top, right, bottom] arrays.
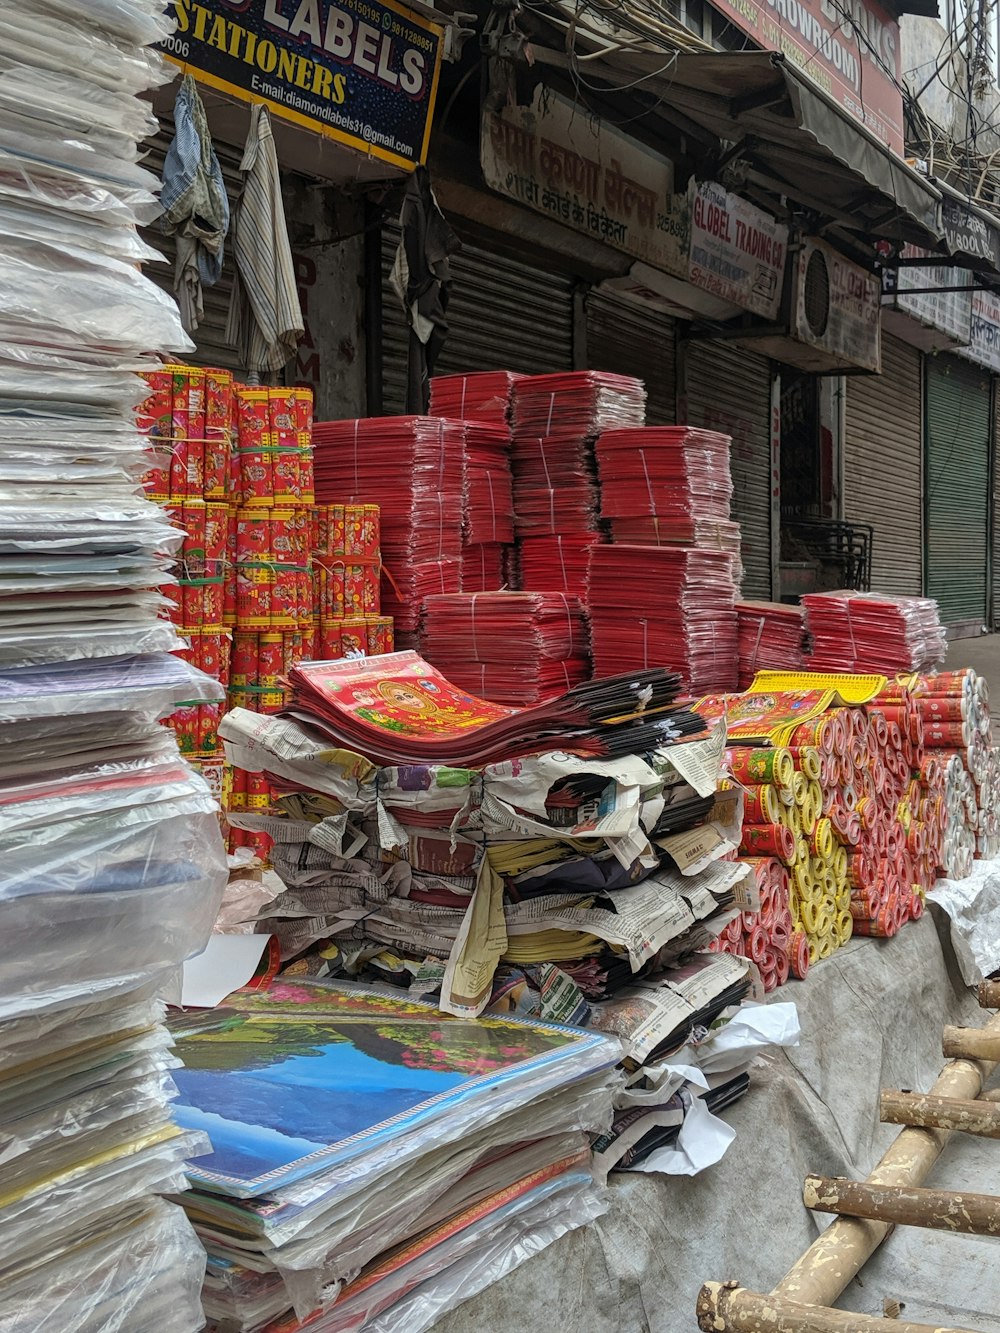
[[431, 913, 997, 1333]]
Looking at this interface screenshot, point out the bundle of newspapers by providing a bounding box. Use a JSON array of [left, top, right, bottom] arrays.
[[0, 3, 226, 1329], [220, 655, 796, 1205]]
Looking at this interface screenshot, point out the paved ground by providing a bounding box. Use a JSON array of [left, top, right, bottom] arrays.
[[949, 632, 1000, 702]]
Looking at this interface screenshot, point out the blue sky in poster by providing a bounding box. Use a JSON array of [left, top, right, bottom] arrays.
[[174, 1041, 464, 1183]]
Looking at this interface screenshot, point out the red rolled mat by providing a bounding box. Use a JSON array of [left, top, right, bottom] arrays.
[[740, 823, 796, 863], [747, 924, 768, 964], [788, 930, 810, 979], [773, 945, 791, 987]]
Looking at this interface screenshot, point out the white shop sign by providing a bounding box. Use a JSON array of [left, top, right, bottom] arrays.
[[963, 287, 1000, 372], [688, 181, 787, 321], [885, 245, 972, 343]]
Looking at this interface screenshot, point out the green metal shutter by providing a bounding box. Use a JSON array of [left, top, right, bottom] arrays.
[[584, 290, 676, 425], [379, 223, 575, 415], [925, 355, 992, 629]]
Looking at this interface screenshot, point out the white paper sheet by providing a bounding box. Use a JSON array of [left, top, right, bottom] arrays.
[[179, 933, 272, 1008]]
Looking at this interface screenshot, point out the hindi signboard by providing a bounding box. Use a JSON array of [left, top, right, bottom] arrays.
[[942, 196, 1000, 272], [160, 0, 443, 170], [481, 88, 688, 277]]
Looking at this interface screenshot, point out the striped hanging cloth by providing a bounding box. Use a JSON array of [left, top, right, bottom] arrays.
[[226, 105, 303, 375]]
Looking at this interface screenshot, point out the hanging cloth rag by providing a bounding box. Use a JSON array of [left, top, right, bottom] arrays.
[[160, 74, 229, 334], [226, 104, 304, 375], [390, 165, 461, 414]]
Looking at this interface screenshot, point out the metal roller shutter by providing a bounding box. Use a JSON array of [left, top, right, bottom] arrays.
[[994, 390, 1000, 631], [844, 334, 922, 596], [141, 125, 245, 372], [925, 355, 992, 629], [380, 223, 575, 415], [584, 291, 676, 425], [684, 341, 773, 598]]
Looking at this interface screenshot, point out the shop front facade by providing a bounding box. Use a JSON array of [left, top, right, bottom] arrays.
[[848, 211, 1000, 636], [147, 0, 1000, 626], [145, 0, 452, 419]]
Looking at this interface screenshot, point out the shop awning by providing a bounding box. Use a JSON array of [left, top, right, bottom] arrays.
[[587, 50, 942, 246]]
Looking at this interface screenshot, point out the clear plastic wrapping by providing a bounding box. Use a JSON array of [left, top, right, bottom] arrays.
[[0, 653, 223, 720], [267, 1076, 616, 1317], [0, 4, 175, 96], [0, 804, 226, 1019], [2, 235, 193, 355], [0, 1198, 206, 1333]]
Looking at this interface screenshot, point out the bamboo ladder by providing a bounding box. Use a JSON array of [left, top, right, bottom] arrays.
[[696, 981, 1000, 1333]]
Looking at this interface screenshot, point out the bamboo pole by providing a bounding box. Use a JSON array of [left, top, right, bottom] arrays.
[[696, 1282, 979, 1333], [804, 1174, 1000, 1236], [880, 1088, 1000, 1138], [942, 1026, 1000, 1062], [978, 980, 1000, 1009], [772, 1010, 1000, 1307]]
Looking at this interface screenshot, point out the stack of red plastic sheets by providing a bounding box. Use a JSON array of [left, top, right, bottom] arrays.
[[312, 417, 465, 632], [462, 423, 514, 592], [512, 373, 645, 600], [608, 515, 742, 578], [596, 427, 733, 525], [589, 545, 738, 692], [518, 534, 596, 601], [429, 370, 523, 424], [736, 601, 806, 687], [430, 373, 520, 594], [422, 592, 589, 705], [462, 543, 507, 593], [802, 591, 947, 674]]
